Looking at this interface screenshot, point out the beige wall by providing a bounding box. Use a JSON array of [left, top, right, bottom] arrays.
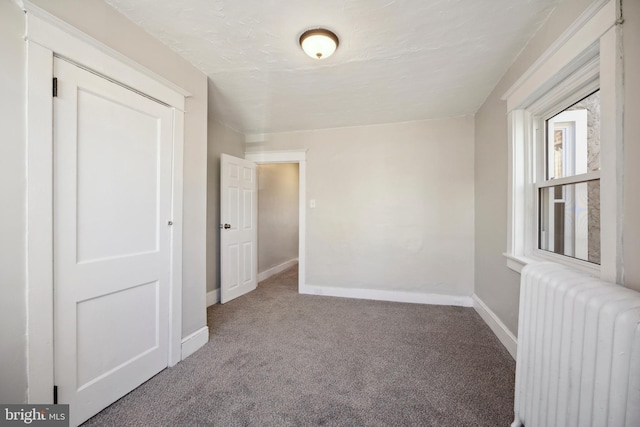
[[30, 0, 209, 338], [0, 0, 27, 403], [474, 96, 522, 334], [249, 116, 475, 296], [474, 0, 640, 337], [206, 115, 245, 293], [258, 164, 299, 273], [623, 0, 640, 290]]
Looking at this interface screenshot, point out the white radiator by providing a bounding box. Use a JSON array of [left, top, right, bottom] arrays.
[[512, 262, 640, 427]]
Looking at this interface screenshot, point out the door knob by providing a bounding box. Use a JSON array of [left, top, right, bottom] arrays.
[[224, 224, 231, 229]]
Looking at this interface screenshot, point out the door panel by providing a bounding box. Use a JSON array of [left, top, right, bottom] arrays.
[[243, 188, 253, 229], [53, 58, 174, 425], [75, 88, 160, 262], [221, 154, 257, 303], [76, 281, 159, 388]]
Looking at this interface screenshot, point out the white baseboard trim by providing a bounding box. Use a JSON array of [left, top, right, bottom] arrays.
[[206, 289, 220, 307], [472, 294, 518, 359], [258, 258, 298, 283], [181, 326, 209, 360], [300, 284, 473, 307]]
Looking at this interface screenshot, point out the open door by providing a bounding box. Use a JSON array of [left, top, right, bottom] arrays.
[[220, 154, 258, 303]]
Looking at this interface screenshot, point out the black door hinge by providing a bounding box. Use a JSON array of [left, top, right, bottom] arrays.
[[53, 385, 58, 404], [53, 77, 58, 97]]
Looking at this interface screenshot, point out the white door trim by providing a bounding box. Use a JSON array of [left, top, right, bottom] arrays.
[[24, 7, 186, 403], [245, 150, 307, 293], [19, 0, 190, 105]]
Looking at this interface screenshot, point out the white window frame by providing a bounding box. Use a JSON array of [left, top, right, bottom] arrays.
[[502, 0, 623, 283]]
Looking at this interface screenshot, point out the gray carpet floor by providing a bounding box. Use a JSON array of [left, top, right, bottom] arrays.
[[83, 265, 515, 426]]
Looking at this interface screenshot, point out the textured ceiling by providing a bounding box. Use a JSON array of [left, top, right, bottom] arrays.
[[105, 0, 558, 134]]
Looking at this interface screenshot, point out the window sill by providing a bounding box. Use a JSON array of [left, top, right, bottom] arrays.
[[503, 253, 536, 274], [504, 251, 600, 277]]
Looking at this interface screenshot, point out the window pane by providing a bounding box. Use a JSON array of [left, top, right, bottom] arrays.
[[539, 180, 600, 264], [546, 90, 600, 180]]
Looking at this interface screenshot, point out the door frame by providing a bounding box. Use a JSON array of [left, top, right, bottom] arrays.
[[24, 3, 189, 403], [245, 150, 307, 292]]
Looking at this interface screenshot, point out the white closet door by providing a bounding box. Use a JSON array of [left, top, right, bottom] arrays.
[[53, 58, 174, 425]]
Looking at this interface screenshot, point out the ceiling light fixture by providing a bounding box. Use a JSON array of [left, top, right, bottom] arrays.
[[299, 28, 339, 59]]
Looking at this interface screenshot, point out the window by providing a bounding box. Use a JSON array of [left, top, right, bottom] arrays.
[[502, 0, 623, 283], [538, 90, 601, 264]]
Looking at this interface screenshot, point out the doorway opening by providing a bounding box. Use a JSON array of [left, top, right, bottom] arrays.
[[245, 150, 307, 292], [257, 163, 300, 285]]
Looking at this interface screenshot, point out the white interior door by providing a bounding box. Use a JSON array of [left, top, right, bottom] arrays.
[[220, 154, 257, 303], [53, 58, 174, 425]]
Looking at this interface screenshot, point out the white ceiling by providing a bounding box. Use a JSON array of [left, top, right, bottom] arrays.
[[105, 0, 558, 134]]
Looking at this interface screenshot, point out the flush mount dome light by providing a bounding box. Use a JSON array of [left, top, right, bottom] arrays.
[[299, 28, 339, 59]]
